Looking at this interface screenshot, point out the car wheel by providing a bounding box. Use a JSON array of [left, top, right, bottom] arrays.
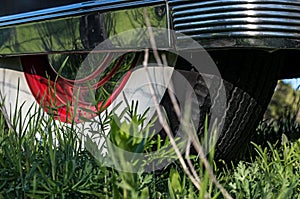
[[166, 49, 281, 161]]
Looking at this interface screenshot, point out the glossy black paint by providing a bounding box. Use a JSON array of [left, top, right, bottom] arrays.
[[0, 0, 88, 16]]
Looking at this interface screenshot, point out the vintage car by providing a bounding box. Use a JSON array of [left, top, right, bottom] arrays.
[[1, 0, 299, 160]]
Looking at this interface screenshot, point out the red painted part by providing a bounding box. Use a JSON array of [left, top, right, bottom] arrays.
[[21, 54, 137, 123]]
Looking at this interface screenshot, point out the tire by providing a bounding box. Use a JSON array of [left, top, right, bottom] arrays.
[[162, 49, 281, 161]]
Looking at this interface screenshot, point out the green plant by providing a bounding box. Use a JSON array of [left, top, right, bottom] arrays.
[[6, 77, 300, 198], [0, 92, 229, 199], [219, 138, 300, 199]]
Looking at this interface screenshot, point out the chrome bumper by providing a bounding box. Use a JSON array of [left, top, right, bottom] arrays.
[[1, 0, 300, 57]]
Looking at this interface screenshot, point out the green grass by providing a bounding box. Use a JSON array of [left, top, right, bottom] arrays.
[[219, 138, 300, 198], [1, 96, 300, 198]]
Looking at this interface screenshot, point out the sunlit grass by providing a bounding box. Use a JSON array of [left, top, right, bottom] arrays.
[[1, 89, 300, 198]]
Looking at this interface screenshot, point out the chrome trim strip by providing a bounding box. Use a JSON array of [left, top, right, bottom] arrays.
[[0, 0, 165, 27], [166, 0, 172, 47], [177, 24, 300, 35], [177, 32, 300, 40], [169, 0, 300, 49], [174, 17, 300, 29], [173, 4, 300, 17], [170, 0, 300, 9]]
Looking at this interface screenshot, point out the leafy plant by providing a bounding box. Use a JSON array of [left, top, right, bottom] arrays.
[[3, 78, 300, 198], [220, 138, 300, 199]]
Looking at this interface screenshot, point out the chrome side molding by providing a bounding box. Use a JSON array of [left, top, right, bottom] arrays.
[[0, 0, 165, 27], [0, 1, 168, 56]]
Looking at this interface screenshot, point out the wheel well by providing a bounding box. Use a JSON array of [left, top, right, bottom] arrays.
[[272, 49, 300, 79]]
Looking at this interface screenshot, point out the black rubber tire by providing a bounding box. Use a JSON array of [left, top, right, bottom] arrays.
[[211, 50, 280, 161], [162, 49, 281, 161]]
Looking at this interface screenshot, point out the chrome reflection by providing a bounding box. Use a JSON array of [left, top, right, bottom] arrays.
[[170, 0, 300, 49], [0, 0, 165, 27], [0, 3, 168, 56]]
